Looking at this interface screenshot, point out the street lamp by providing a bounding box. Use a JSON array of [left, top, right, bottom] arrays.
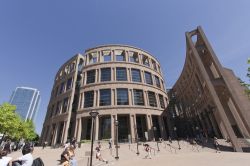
[[89, 111, 99, 166], [115, 120, 119, 160]]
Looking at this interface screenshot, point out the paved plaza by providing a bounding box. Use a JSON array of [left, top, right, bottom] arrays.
[[8, 140, 250, 166]]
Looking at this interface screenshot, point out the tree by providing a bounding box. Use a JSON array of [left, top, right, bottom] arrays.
[[0, 103, 37, 142], [246, 59, 250, 98]]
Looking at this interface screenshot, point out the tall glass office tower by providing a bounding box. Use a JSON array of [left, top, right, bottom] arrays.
[[10, 87, 41, 121]]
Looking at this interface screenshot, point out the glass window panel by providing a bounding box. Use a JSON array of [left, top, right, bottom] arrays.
[[104, 55, 111, 62], [129, 52, 139, 63], [89, 52, 98, 64], [142, 55, 150, 67], [148, 91, 157, 107], [152, 60, 157, 71], [101, 68, 111, 82], [155, 75, 161, 88], [131, 69, 141, 82], [59, 82, 65, 94], [117, 88, 129, 105], [87, 70, 96, 84], [66, 77, 73, 90], [115, 50, 125, 61], [62, 97, 68, 113], [159, 94, 165, 108], [84, 91, 94, 108], [116, 67, 127, 81], [133, 89, 144, 105], [144, 72, 153, 85], [99, 89, 111, 106]]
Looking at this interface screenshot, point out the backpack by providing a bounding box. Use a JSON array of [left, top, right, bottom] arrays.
[[32, 157, 44, 166]]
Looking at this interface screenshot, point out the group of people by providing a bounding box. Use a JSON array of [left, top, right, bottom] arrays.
[[0, 143, 34, 166], [60, 138, 77, 166]]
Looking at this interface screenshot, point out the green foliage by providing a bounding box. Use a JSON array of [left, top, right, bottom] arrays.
[[245, 59, 250, 98], [0, 103, 37, 141]]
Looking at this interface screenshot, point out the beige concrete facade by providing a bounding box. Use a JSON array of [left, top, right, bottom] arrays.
[[163, 26, 250, 152], [41, 45, 168, 145]]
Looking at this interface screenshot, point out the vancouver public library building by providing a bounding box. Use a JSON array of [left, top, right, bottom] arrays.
[[41, 26, 250, 152]]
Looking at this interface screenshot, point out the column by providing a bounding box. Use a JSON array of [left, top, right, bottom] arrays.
[[130, 114, 136, 142], [143, 90, 148, 106], [146, 114, 153, 141], [62, 121, 69, 144], [111, 114, 117, 143], [95, 116, 99, 141], [93, 90, 97, 107], [129, 89, 133, 106], [52, 123, 59, 146], [77, 118, 82, 142], [127, 68, 130, 81]]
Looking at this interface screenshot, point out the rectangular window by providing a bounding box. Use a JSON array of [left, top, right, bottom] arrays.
[[99, 89, 111, 106], [89, 52, 98, 64], [152, 60, 157, 71], [55, 101, 62, 115], [148, 91, 157, 107], [131, 69, 141, 82], [142, 55, 150, 67], [117, 88, 129, 105], [116, 67, 127, 81], [101, 68, 111, 82], [84, 91, 94, 108], [159, 94, 165, 108], [103, 50, 111, 62], [87, 70, 96, 84], [62, 97, 68, 113], [145, 72, 153, 85], [59, 82, 65, 94], [129, 52, 139, 63], [155, 76, 161, 88], [66, 77, 73, 90], [115, 50, 125, 61], [133, 89, 144, 105]]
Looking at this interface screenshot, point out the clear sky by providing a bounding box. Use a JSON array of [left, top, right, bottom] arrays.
[[0, 1, 250, 135]]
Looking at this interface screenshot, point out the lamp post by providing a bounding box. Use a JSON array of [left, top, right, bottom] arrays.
[[89, 111, 99, 166], [115, 120, 119, 160]]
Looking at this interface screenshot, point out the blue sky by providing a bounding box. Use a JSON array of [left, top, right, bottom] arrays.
[[0, 1, 250, 134]]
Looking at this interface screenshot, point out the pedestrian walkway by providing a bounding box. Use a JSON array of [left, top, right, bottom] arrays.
[[7, 139, 250, 166]]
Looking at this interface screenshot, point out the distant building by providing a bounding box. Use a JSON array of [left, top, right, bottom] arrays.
[[10, 87, 41, 121]]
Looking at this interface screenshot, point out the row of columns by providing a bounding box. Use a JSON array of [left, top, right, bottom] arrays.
[[72, 114, 167, 143], [84, 50, 162, 74]]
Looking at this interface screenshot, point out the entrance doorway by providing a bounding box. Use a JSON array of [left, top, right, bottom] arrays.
[[136, 115, 147, 141], [117, 115, 130, 142]]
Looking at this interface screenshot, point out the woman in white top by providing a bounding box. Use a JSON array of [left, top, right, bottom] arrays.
[[12, 143, 33, 166], [0, 150, 12, 166]]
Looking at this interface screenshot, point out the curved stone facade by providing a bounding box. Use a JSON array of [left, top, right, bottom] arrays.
[[163, 27, 250, 152], [41, 45, 168, 145]]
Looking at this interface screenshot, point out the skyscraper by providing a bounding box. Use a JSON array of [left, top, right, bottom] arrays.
[[10, 87, 41, 121]]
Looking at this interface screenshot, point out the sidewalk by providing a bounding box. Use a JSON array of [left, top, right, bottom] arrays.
[[7, 140, 250, 166]]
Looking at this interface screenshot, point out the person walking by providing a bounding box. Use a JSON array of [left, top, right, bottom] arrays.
[[108, 138, 112, 149], [213, 137, 220, 153], [95, 147, 108, 164], [143, 144, 152, 159]]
